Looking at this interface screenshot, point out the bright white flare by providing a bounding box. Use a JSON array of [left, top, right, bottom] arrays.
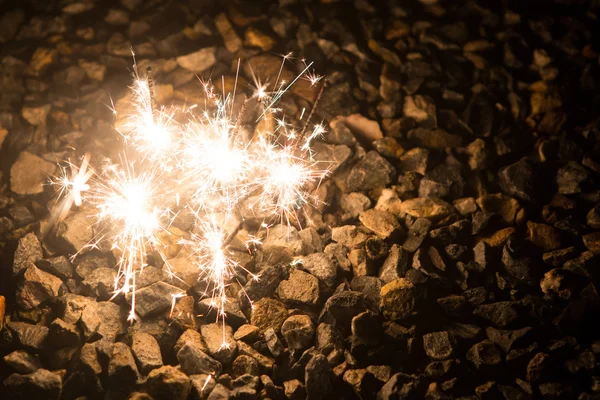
[[51, 56, 328, 333]]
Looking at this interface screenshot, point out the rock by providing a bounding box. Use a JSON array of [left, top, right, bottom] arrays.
[[583, 232, 600, 251], [301, 252, 337, 287], [176, 47, 217, 73], [526, 352, 551, 383], [400, 198, 454, 221], [3, 369, 62, 400], [351, 276, 382, 307], [403, 218, 432, 253], [331, 225, 369, 249], [48, 318, 79, 348], [10, 152, 56, 195], [473, 302, 520, 328], [542, 247, 578, 267], [486, 327, 531, 353], [379, 244, 409, 283], [0, 9, 25, 43], [245, 26, 275, 51], [147, 366, 191, 400], [467, 340, 503, 369], [57, 211, 94, 253], [232, 355, 259, 377], [177, 342, 222, 376], [77, 342, 102, 376], [312, 142, 352, 174], [467, 138, 491, 170], [340, 192, 372, 220], [237, 341, 275, 372], [403, 95, 436, 128], [380, 279, 416, 321], [200, 323, 237, 364], [423, 331, 453, 360], [375, 189, 403, 217], [587, 205, 600, 229], [346, 151, 396, 192], [233, 324, 260, 343], [526, 221, 561, 251], [281, 315, 314, 350], [78, 59, 106, 80], [106, 33, 131, 56], [108, 342, 139, 388], [13, 233, 43, 276], [36, 256, 72, 279], [105, 8, 129, 25], [419, 165, 465, 199], [198, 297, 247, 329], [407, 127, 462, 149], [80, 267, 116, 300], [277, 268, 320, 306], [251, 298, 288, 333], [341, 114, 383, 142], [22, 104, 51, 126], [29, 48, 58, 76], [499, 157, 540, 203], [319, 291, 372, 335], [305, 354, 335, 400], [264, 327, 283, 357], [399, 148, 429, 175], [16, 266, 63, 310], [3, 350, 42, 374], [359, 209, 401, 239], [262, 225, 304, 258], [132, 332, 163, 375], [556, 161, 589, 194], [476, 194, 521, 225], [215, 13, 242, 53], [130, 281, 183, 318], [284, 379, 306, 400]]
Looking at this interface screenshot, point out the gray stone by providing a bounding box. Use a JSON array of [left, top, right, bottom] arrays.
[[359, 209, 401, 239], [346, 151, 395, 192], [57, 210, 94, 253], [301, 252, 337, 287], [380, 278, 416, 321], [108, 342, 139, 387], [340, 192, 372, 220], [48, 318, 79, 348], [176, 47, 217, 73], [281, 315, 314, 350], [403, 218, 432, 253], [147, 366, 191, 400], [423, 331, 453, 360], [277, 268, 320, 306], [36, 256, 72, 279], [379, 245, 409, 283], [233, 324, 260, 343], [130, 281, 182, 318], [177, 342, 222, 376], [16, 266, 63, 310], [305, 354, 335, 399], [262, 225, 304, 258], [473, 301, 520, 328], [250, 298, 288, 333], [467, 340, 503, 369], [3, 350, 42, 374], [200, 323, 237, 364], [319, 291, 372, 336], [80, 267, 116, 300], [231, 355, 259, 377], [264, 328, 283, 357], [3, 369, 62, 400], [198, 297, 247, 329], [10, 151, 56, 195], [132, 332, 163, 374], [13, 233, 43, 276], [331, 225, 369, 249]]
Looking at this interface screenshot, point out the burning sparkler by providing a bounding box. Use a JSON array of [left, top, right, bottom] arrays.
[[50, 53, 329, 340]]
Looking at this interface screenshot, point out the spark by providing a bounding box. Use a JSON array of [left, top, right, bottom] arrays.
[[50, 54, 330, 338]]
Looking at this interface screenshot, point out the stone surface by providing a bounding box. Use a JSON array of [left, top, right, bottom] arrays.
[[131, 332, 163, 375], [380, 279, 416, 321], [16, 266, 63, 310], [10, 152, 56, 195], [200, 323, 237, 364], [13, 233, 43, 276], [147, 366, 191, 400], [251, 298, 288, 333], [176, 47, 216, 73], [277, 268, 320, 306], [301, 252, 337, 287], [281, 315, 314, 350]]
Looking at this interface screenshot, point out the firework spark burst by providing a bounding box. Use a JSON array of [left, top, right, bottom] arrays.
[[50, 54, 328, 342]]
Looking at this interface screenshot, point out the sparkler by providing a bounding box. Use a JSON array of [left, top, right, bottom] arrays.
[[51, 53, 329, 341]]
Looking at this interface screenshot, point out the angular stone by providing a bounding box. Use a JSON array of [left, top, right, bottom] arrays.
[[486, 327, 532, 353], [305, 354, 335, 400], [341, 114, 383, 142], [147, 366, 191, 400], [36, 256, 72, 279], [556, 161, 588, 194], [108, 342, 139, 387], [380, 278, 416, 321], [13, 233, 43, 276], [200, 323, 237, 364], [262, 225, 304, 258], [231, 355, 259, 377], [3, 369, 62, 399], [473, 302, 520, 328], [319, 291, 372, 336], [197, 297, 247, 329], [359, 209, 401, 239], [80, 267, 116, 300], [586, 205, 600, 229], [527, 221, 561, 251], [407, 127, 462, 149], [215, 13, 242, 53], [57, 211, 94, 253], [251, 298, 288, 333], [16, 266, 63, 310], [277, 268, 320, 306], [403, 218, 432, 253], [10, 152, 56, 195], [423, 331, 453, 360], [233, 324, 260, 343], [281, 315, 314, 350], [48, 318, 79, 348], [132, 332, 163, 375], [400, 198, 454, 221], [176, 47, 216, 73], [130, 281, 183, 318], [379, 244, 409, 283], [399, 148, 429, 174], [467, 340, 503, 369], [177, 342, 222, 376], [174, 329, 206, 355], [331, 225, 369, 249], [3, 350, 42, 374], [346, 151, 395, 192], [340, 192, 372, 221], [301, 252, 337, 287]]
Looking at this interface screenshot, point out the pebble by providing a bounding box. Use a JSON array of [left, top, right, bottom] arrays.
[[3, 350, 42, 374], [346, 151, 396, 192], [250, 298, 288, 333], [200, 323, 237, 364], [132, 332, 163, 375], [399, 197, 454, 221], [277, 268, 320, 306], [379, 278, 416, 321], [10, 152, 56, 195], [130, 281, 183, 318], [146, 366, 191, 400], [301, 252, 337, 287], [359, 209, 401, 239], [281, 315, 314, 350], [16, 266, 63, 310], [12, 233, 43, 276], [215, 13, 242, 53], [176, 47, 217, 73]]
